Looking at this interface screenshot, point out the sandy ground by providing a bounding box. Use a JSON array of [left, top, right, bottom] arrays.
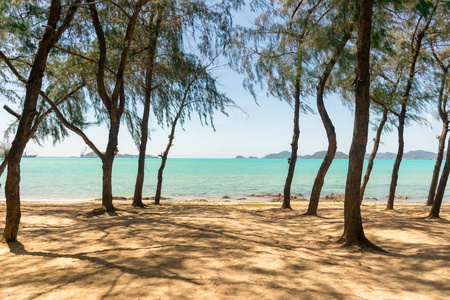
[[0, 200, 449, 300]]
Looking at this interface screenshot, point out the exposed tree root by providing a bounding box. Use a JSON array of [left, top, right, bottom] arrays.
[[132, 203, 149, 209], [80, 207, 118, 218], [338, 235, 387, 253]]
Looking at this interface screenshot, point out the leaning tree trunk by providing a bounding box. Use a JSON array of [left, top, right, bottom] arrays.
[[133, 8, 164, 208], [0, 155, 7, 178], [283, 76, 301, 210], [4, 136, 27, 242], [426, 122, 448, 206], [154, 117, 178, 205], [101, 121, 120, 214], [360, 109, 387, 203], [387, 104, 406, 210], [339, 0, 382, 251], [428, 134, 450, 218], [133, 61, 154, 207], [386, 6, 434, 210], [3, 0, 81, 242], [306, 28, 352, 216]]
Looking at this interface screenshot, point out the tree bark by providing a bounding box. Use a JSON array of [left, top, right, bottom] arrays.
[[427, 70, 449, 206], [133, 8, 164, 207], [387, 104, 406, 210], [0, 156, 7, 179], [360, 109, 387, 203], [339, 0, 382, 250], [428, 133, 450, 218], [3, 0, 81, 242], [306, 28, 352, 216], [154, 118, 178, 205], [426, 122, 448, 206], [386, 5, 436, 210], [283, 76, 300, 210]]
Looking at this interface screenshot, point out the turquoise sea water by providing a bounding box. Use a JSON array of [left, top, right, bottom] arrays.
[[0, 157, 448, 203]]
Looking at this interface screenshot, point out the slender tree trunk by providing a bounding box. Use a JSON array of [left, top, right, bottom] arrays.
[[387, 104, 406, 210], [133, 57, 155, 207], [306, 28, 352, 216], [428, 134, 450, 218], [426, 123, 448, 206], [4, 138, 26, 242], [133, 8, 164, 208], [427, 71, 449, 206], [101, 121, 120, 214], [339, 0, 382, 251], [283, 76, 300, 210], [154, 118, 178, 205], [0, 156, 7, 178], [3, 0, 81, 242], [386, 7, 435, 210], [360, 109, 387, 203]]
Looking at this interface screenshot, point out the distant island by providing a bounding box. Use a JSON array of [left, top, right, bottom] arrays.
[[236, 150, 438, 160], [81, 151, 157, 159]]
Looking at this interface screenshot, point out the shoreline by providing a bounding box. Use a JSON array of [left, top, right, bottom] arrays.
[[0, 192, 443, 204]]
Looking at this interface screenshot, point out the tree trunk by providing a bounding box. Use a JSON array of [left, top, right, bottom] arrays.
[[0, 156, 7, 178], [360, 109, 387, 203], [133, 8, 164, 208], [387, 104, 406, 210], [306, 28, 352, 216], [101, 122, 120, 214], [426, 123, 448, 206], [154, 132, 176, 205], [386, 7, 434, 210], [339, 0, 382, 251], [154, 154, 167, 205], [4, 140, 25, 242], [3, 0, 81, 242], [133, 58, 155, 207], [283, 76, 300, 210], [428, 134, 450, 218], [427, 70, 449, 206]]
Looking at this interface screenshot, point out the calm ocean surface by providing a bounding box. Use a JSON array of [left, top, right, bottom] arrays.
[[0, 157, 448, 203]]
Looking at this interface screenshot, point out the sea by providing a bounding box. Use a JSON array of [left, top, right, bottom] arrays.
[[0, 157, 448, 203]]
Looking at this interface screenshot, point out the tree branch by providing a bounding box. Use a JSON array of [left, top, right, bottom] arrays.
[[39, 91, 105, 159], [3, 105, 22, 120]]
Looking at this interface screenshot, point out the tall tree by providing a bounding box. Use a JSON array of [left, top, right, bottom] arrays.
[[306, 19, 354, 216], [1, 0, 82, 242], [44, 0, 149, 215], [153, 54, 233, 204], [360, 108, 388, 203], [425, 35, 450, 206], [338, 0, 382, 250], [232, 0, 331, 209], [131, 0, 242, 207], [132, 2, 167, 208], [386, 0, 439, 210]]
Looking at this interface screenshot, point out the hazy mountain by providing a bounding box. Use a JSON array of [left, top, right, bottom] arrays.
[[404, 150, 437, 160], [261, 150, 437, 160], [308, 151, 349, 159], [263, 151, 291, 159], [82, 152, 157, 159], [365, 152, 396, 160]]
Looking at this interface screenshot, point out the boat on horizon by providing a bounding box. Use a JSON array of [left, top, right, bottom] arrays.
[[23, 152, 37, 158]]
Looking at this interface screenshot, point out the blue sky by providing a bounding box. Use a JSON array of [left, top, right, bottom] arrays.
[[0, 69, 443, 158], [0, 6, 444, 159]]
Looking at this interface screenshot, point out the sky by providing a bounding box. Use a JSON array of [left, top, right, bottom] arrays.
[[0, 70, 443, 159], [0, 6, 444, 159]]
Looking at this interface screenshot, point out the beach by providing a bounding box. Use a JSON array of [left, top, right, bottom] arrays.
[[1, 199, 449, 299]]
